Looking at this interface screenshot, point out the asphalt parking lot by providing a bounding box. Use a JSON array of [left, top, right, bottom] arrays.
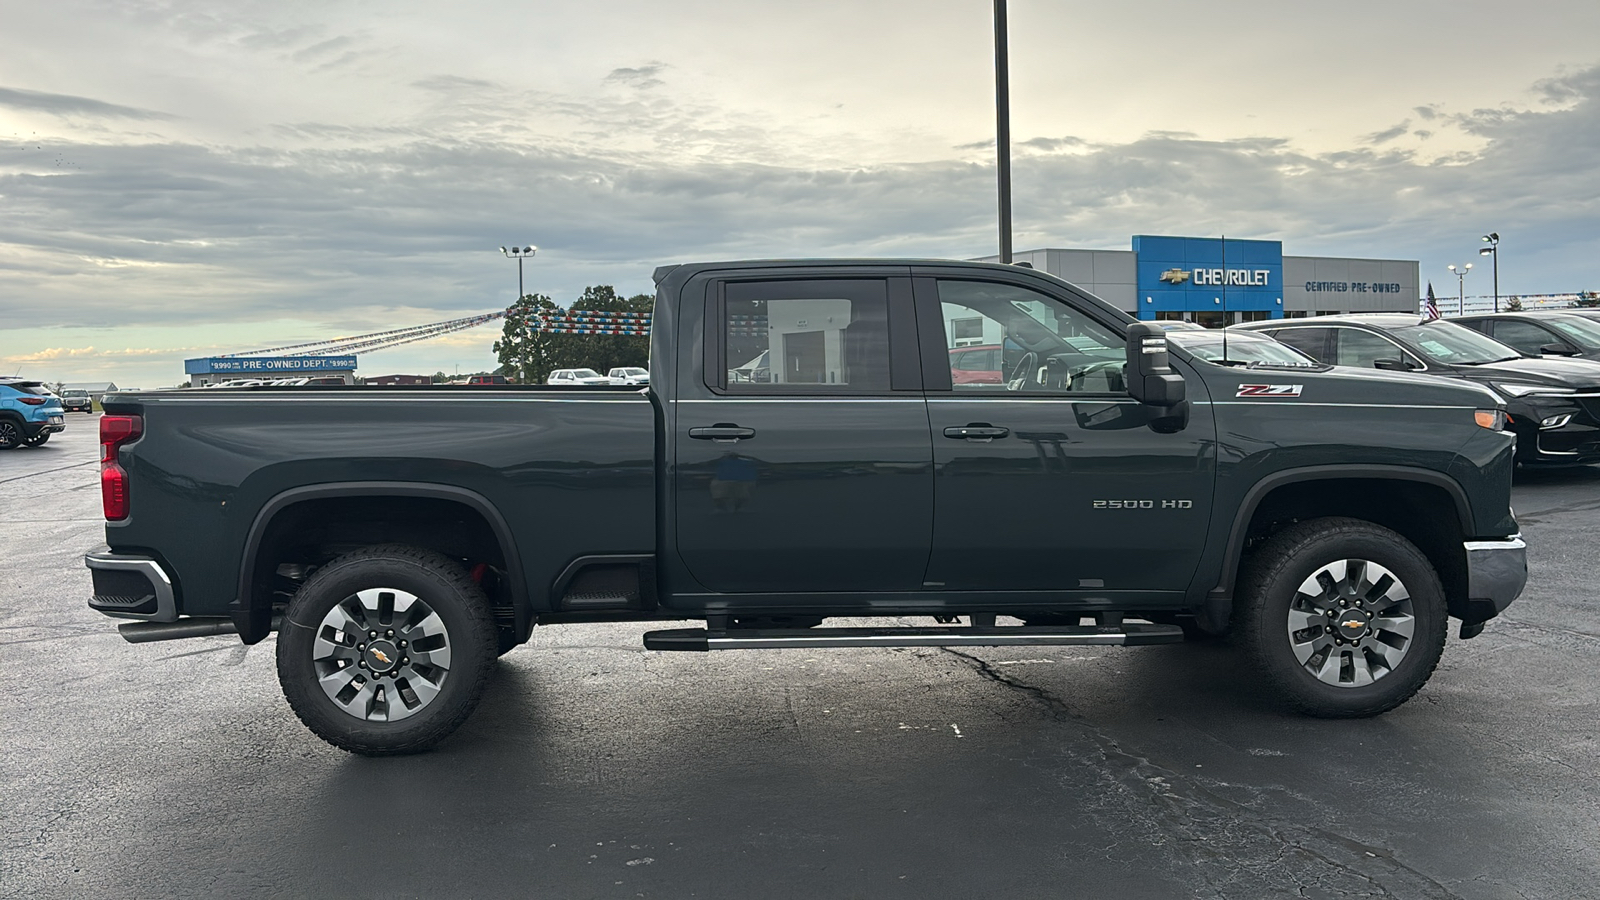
[[3, 418, 1598, 899]]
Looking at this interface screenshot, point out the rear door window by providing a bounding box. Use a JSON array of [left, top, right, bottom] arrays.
[[1265, 327, 1333, 362], [720, 280, 895, 392]]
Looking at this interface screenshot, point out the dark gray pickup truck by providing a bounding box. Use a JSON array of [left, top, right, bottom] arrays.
[[87, 259, 1527, 754]]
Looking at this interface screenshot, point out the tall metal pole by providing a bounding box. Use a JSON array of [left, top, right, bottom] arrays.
[[518, 256, 524, 300], [994, 0, 1013, 265]]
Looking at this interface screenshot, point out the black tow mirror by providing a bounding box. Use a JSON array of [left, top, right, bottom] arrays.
[[1125, 323, 1186, 407], [1540, 343, 1580, 357]]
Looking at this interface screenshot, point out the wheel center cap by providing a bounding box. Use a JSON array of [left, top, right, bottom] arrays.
[[1335, 609, 1371, 640], [364, 640, 400, 673]]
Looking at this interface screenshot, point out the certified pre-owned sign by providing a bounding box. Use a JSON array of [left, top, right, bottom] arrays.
[[1236, 384, 1303, 398]]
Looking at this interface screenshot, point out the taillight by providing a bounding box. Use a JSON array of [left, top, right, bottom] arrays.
[[19, 396, 46, 405], [100, 415, 143, 521]]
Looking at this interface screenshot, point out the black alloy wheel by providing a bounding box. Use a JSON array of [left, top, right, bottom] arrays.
[[276, 544, 497, 755], [0, 420, 20, 450], [1235, 517, 1447, 718]]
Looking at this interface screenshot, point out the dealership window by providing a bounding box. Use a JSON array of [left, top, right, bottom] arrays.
[[950, 317, 986, 347], [1237, 310, 1272, 322], [723, 281, 891, 392]]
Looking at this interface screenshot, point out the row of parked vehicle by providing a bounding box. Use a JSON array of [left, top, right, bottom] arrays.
[[546, 367, 650, 385], [1196, 309, 1600, 468]]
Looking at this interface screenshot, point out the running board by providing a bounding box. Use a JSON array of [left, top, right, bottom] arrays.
[[642, 623, 1184, 652]]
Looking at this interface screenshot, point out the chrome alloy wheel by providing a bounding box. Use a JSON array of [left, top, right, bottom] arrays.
[[313, 588, 453, 722], [1285, 559, 1416, 688]]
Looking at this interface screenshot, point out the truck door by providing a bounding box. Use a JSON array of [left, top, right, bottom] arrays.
[[671, 274, 933, 597], [913, 274, 1216, 600]]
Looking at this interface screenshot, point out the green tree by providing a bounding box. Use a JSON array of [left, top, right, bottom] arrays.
[[1505, 296, 1524, 311], [493, 287, 652, 385]]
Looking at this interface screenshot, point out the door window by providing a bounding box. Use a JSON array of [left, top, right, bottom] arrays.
[[1489, 320, 1559, 356], [1267, 327, 1333, 362], [1333, 328, 1415, 368], [723, 281, 892, 392], [935, 281, 1125, 394]]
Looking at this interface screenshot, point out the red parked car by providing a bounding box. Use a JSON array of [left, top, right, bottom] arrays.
[[949, 345, 1003, 384]]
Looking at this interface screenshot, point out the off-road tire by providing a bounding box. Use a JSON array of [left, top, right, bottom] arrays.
[[276, 544, 497, 755], [1235, 517, 1447, 718]]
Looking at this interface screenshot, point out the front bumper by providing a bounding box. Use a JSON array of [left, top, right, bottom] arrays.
[[85, 546, 177, 622], [1462, 535, 1527, 624]]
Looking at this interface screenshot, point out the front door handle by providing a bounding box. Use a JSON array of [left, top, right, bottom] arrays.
[[689, 424, 756, 442], [943, 424, 1009, 441]]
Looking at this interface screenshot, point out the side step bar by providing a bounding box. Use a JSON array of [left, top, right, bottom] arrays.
[[643, 623, 1184, 652], [118, 616, 280, 643]]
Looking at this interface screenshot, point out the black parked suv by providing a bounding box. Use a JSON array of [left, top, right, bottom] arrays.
[[1236, 313, 1600, 466], [1453, 311, 1600, 361], [59, 389, 94, 413]]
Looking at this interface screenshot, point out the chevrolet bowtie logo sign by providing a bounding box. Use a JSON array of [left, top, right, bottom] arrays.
[[1159, 268, 1191, 284]]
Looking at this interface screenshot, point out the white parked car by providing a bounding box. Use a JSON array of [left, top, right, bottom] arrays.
[[607, 367, 650, 385], [546, 368, 612, 386]]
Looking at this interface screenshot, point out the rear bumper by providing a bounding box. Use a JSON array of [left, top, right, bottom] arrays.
[[1462, 535, 1527, 622], [85, 546, 177, 622]]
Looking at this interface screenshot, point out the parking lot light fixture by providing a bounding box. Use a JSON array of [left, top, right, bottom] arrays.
[[500, 245, 538, 300], [1448, 263, 1472, 316], [1480, 233, 1500, 312]]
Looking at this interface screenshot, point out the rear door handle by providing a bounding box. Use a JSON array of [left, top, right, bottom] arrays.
[[689, 425, 756, 442], [943, 424, 1009, 441]]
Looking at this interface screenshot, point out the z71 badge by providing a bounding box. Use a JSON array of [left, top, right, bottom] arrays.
[[1236, 384, 1304, 398]]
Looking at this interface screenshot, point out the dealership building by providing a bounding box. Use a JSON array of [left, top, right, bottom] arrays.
[[980, 235, 1419, 327], [184, 355, 358, 387]]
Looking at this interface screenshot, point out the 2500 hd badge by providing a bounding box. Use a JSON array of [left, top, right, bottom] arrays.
[[1093, 499, 1194, 509]]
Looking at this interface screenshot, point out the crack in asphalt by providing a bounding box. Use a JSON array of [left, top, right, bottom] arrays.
[[0, 460, 98, 485], [939, 648, 1466, 900]]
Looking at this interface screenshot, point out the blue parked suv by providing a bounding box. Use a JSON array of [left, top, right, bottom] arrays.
[[0, 378, 67, 449]]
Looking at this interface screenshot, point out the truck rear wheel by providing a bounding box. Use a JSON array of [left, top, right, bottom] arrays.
[[1235, 517, 1447, 718], [276, 545, 497, 755]]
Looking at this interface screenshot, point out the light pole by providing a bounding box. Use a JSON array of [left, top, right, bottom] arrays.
[[499, 245, 537, 299], [1479, 232, 1499, 312], [993, 0, 1012, 265], [1448, 263, 1472, 316]]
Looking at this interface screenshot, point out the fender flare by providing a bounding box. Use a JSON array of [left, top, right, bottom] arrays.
[[1205, 464, 1473, 606], [233, 481, 530, 644]]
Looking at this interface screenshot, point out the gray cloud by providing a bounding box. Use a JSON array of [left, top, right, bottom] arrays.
[[1362, 121, 1410, 144], [0, 86, 172, 120], [604, 62, 669, 89], [5, 62, 1600, 340]]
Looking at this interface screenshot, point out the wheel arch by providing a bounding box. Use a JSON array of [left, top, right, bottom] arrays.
[[235, 482, 530, 645], [1205, 466, 1474, 627]]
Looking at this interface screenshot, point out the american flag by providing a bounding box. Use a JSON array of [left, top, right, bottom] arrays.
[[1422, 282, 1440, 321]]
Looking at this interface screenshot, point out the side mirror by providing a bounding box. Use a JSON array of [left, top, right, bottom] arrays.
[[1125, 323, 1186, 407], [1373, 357, 1412, 371], [1540, 343, 1580, 357]]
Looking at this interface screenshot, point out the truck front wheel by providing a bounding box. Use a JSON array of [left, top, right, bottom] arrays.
[[1236, 518, 1447, 718], [276, 545, 497, 755]]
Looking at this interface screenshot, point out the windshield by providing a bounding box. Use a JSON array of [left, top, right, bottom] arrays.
[[1544, 316, 1600, 347], [1392, 321, 1521, 365], [62, 390, 88, 397], [1169, 332, 1318, 366]]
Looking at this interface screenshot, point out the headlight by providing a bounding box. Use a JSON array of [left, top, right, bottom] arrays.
[[1491, 382, 1577, 398]]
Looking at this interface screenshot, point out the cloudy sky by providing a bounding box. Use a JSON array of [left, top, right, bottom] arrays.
[[4, 0, 1599, 386]]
